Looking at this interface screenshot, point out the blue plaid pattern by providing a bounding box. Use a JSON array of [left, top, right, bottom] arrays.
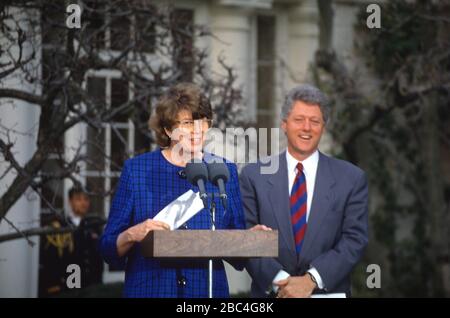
[[99, 148, 245, 298]]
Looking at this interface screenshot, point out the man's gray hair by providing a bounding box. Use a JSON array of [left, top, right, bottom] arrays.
[[281, 84, 331, 124]]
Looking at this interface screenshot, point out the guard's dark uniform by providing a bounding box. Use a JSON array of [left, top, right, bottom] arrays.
[[71, 215, 104, 288], [38, 214, 104, 297], [38, 214, 74, 297]]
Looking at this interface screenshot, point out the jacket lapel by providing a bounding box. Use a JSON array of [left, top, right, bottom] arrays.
[[267, 152, 297, 258]]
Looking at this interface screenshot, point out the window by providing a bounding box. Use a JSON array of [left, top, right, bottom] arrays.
[[171, 9, 194, 81], [109, 1, 131, 51], [135, 7, 157, 53], [83, 1, 156, 53], [256, 15, 276, 130], [84, 1, 107, 49], [255, 15, 277, 156], [84, 74, 135, 220]]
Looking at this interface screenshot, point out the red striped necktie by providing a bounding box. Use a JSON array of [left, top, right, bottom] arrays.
[[290, 162, 308, 254]]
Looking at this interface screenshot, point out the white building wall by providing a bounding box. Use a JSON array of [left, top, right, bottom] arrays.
[[286, 0, 320, 86], [209, 6, 253, 111]]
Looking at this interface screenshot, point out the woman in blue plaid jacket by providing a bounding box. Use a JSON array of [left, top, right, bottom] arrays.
[[99, 83, 268, 297]]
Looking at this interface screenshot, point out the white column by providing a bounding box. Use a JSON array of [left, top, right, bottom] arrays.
[[209, 6, 255, 121], [283, 0, 337, 154], [286, 0, 320, 86], [0, 7, 41, 298]]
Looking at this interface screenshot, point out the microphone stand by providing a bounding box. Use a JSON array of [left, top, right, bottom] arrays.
[[207, 192, 227, 298], [208, 193, 216, 299]]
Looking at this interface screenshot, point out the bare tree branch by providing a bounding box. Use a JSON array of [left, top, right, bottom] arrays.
[[0, 88, 44, 105], [2, 216, 36, 246], [0, 218, 105, 244]]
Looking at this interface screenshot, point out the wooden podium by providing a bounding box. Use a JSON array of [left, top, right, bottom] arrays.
[[141, 230, 278, 258]]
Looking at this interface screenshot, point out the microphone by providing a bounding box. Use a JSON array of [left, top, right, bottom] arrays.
[[185, 161, 209, 208], [207, 163, 230, 210]]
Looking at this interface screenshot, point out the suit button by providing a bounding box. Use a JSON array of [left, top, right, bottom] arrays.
[[177, 277, 187, 286]]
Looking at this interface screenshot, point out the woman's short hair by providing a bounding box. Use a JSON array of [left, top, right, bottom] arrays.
[[149, 82, 212, 148]]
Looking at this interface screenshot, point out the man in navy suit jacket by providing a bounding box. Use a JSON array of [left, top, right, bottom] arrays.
[[240, 84, 368, 297]]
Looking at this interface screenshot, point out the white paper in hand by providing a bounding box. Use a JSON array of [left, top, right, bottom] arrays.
[[153, 189, 204, 230]]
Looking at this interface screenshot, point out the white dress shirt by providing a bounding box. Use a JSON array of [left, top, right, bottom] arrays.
[[286, 149, 319, 222], [68, 210, 81, 227], [272, 149, 325, 292]]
